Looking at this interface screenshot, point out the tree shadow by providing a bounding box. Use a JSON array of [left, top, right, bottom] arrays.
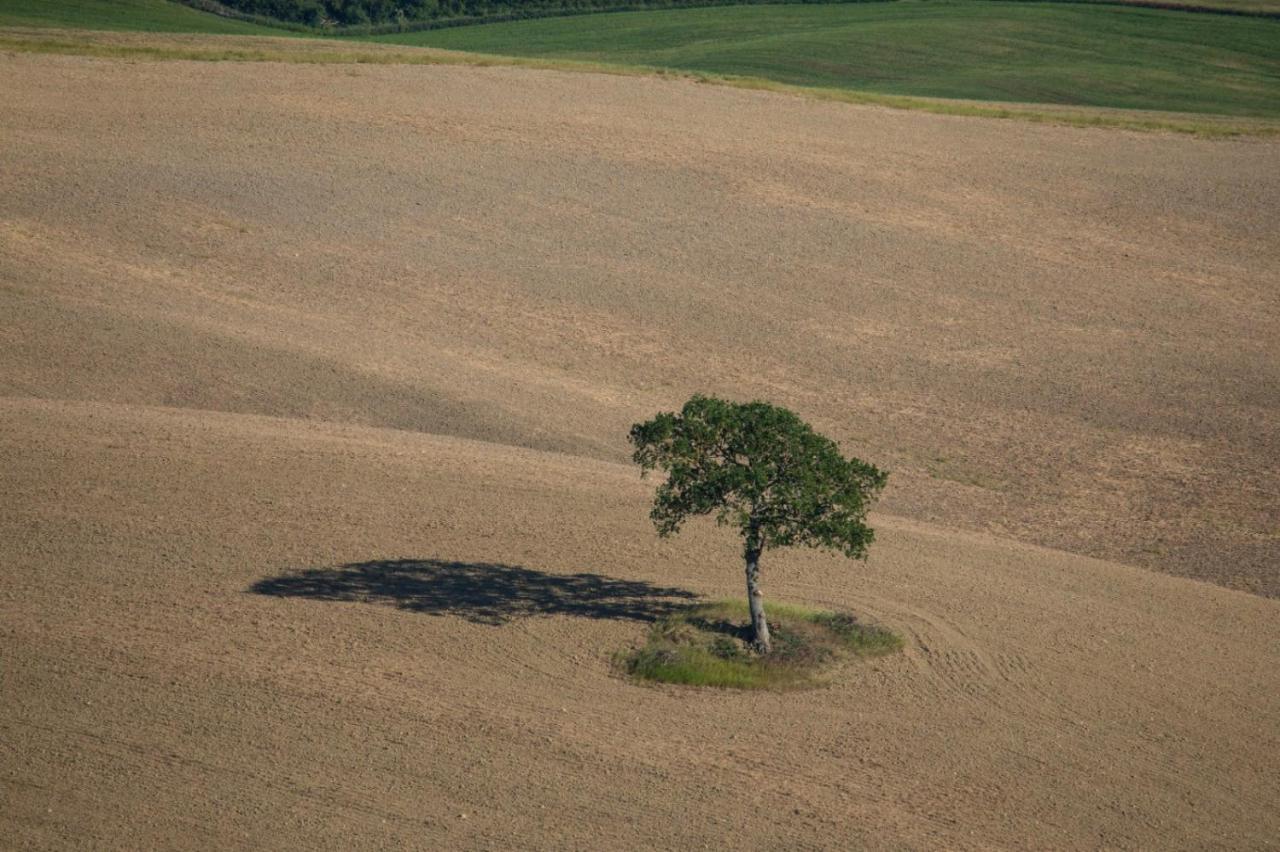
[[249, 558, 700, 626]]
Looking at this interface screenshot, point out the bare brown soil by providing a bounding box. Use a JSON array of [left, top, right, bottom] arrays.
[[1, 53, 1278, 848]]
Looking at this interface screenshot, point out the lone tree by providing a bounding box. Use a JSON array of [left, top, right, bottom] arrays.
[[629, 395, 887, 653]]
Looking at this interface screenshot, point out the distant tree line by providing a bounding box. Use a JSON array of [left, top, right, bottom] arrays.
[[188, 0, 1280, 30], [194, 0, 880, 30]]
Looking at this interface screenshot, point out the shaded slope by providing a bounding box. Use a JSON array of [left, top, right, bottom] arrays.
[[1, 292, 594, 455]]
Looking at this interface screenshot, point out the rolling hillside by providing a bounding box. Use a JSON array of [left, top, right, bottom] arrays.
[[2, 29, 1278, 852], [3, 1, 1278, 118], [381, 1, 1280, 117]]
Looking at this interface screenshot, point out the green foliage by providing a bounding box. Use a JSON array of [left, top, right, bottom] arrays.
[[205, 0, 884, 28], [217, 0, 360, 26], [387, 1, 1280, 119], [630, 395, 886, 560], [621, 600, 902, 689]]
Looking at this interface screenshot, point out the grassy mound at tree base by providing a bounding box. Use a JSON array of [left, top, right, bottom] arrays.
[[620, 600, 901, 689]]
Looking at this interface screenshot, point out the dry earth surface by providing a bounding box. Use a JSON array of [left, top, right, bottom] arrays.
[[1, 50, 1278, 848]]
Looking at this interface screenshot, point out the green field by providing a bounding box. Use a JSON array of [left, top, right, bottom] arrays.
[[377, 2, 1280, 117], [0, 0, 276, 32], [1, 0, 1277, 120]]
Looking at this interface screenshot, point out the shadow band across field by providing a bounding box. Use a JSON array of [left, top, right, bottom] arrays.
[[250, 558, 699, 625]]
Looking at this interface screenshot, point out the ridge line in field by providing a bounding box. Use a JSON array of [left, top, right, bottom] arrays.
[[0, 395, 628, 468], [9, 394, 1274, 608], [3, 28, 1277, 138]]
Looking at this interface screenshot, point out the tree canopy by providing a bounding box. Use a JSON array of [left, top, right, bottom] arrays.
[[630, 395, 887, 559]]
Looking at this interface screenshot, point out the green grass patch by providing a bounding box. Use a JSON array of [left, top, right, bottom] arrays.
[[620, 599, 901, 689], [0, 0, 283, 33], [378, 1, 1280, 118]]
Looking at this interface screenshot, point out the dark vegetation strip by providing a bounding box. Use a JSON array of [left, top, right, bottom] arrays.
[[1004, 0, 1280, 19], [181, 0, 887, 32], [175, 0, 1280, 35]]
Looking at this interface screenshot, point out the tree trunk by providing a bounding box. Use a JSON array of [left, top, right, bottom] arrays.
[[744, 543, 770, 654]]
